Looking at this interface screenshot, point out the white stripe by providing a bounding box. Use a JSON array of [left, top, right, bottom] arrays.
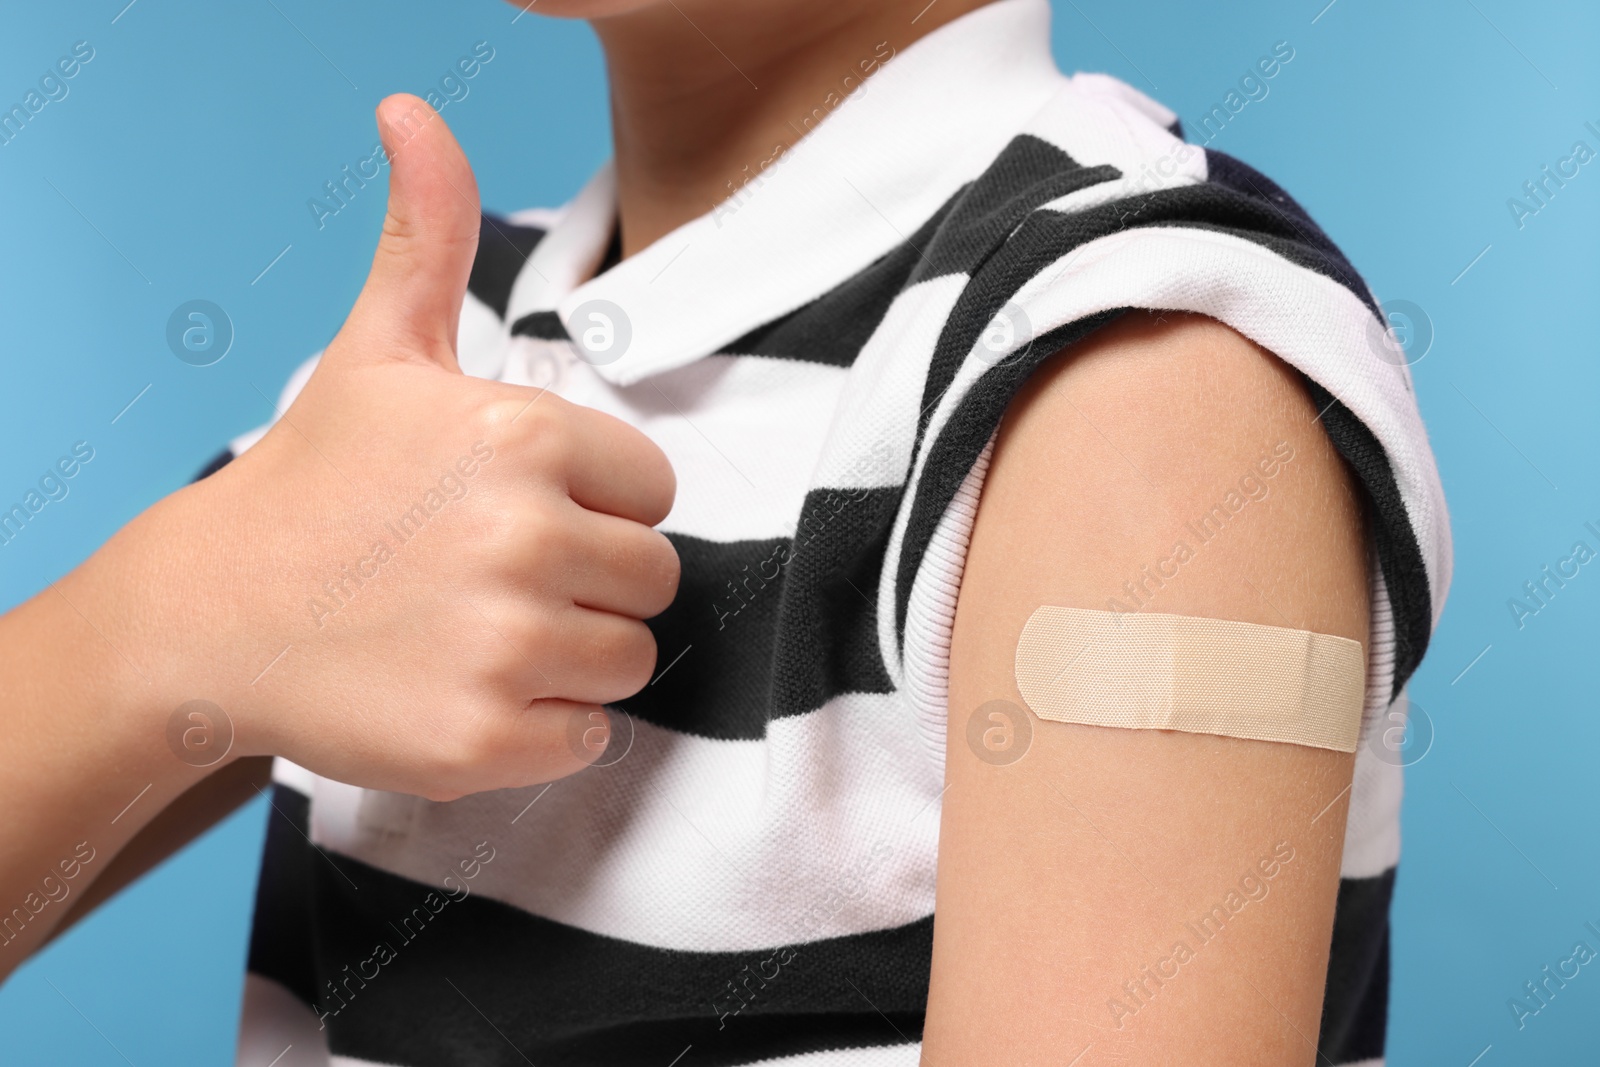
[[270, 755, 317, 798], [1341, 557, 1403, 878], [456, 290, 509, 380], [899, 436, 995, 767], [808, 274, 966, 492], [502, 346, 853, 542], [1343, 736, 1403, 878], [744, 1044, 923, 1066], [505, 205, 563, 231], [1064, 71, 1180, 132], [305, 692, 943, 952]]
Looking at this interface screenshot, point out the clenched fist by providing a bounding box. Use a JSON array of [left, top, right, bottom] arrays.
[[110, 95, 678, 800]]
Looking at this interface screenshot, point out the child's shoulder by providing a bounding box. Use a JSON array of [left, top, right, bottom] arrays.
[[935, 69, 1368, 325]]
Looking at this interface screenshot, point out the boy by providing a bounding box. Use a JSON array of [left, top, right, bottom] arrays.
[[1, 0, 1449, 1063]]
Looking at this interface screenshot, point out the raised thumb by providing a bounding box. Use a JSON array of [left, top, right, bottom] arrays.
[[346, 93, 480, 367]]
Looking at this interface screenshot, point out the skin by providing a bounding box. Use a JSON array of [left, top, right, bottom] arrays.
[[527, 0, 996, 255], [926, 311, 1368, 1065], [1, 96, 679, 972], [6, 4, 1373, 1062]]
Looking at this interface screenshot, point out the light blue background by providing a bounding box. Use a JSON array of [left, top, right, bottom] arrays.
[[0, 1, 1594, 1063]]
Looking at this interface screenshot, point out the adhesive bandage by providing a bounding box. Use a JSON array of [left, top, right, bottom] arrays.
[[1014, 606, 1365, 752]]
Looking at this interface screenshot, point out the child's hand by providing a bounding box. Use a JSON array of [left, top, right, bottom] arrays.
[[129, 95, 678, 800]]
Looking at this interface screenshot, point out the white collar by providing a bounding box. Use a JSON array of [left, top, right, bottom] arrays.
[[504, 0, 1066, 386]]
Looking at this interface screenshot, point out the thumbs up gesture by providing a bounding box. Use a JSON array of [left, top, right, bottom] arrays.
[[133, 96, 679, 800]]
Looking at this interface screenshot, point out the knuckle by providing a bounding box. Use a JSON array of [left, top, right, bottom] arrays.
[[462, 499, 519, 551], [518, 400, 560, 446], [479, 391, 565, 455], [510, 608, 559, 658], [480, 610, 566, 706], [515, 505, 569, 563], [476, 396, 527, 441]]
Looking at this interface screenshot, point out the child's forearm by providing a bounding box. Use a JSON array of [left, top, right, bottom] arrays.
[[0, 499, 242, 976], [44, 756, 273, 950]]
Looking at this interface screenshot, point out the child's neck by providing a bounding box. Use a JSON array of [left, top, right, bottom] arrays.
[[592, 0, 995, 257]]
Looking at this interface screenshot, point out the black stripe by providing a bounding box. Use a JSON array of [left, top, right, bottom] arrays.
[[1318, 868, 1394, 1065], [717, 200, 955, 368], [914, 177, 1385, 459], [245, 785, 322, 1009], [192, 447, 234, 482], [766, 485, 899, 719], [1299, 384, 1432, 698], [509, 308, 569, 341], [253, 845, 930, 1067], [715, 136, 1116, 370], [909, 134, 1120, 285], [470, 214, 547, 320], [249, 800, 1389, 1066], [1202, 149, 1365, 308], [628, 486, 899, 740]]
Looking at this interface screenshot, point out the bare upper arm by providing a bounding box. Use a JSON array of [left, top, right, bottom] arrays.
[[923, 310, 1369, 1065]]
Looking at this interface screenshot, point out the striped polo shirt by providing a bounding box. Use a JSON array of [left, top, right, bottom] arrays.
[[224, 2, 1452, 1064]]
